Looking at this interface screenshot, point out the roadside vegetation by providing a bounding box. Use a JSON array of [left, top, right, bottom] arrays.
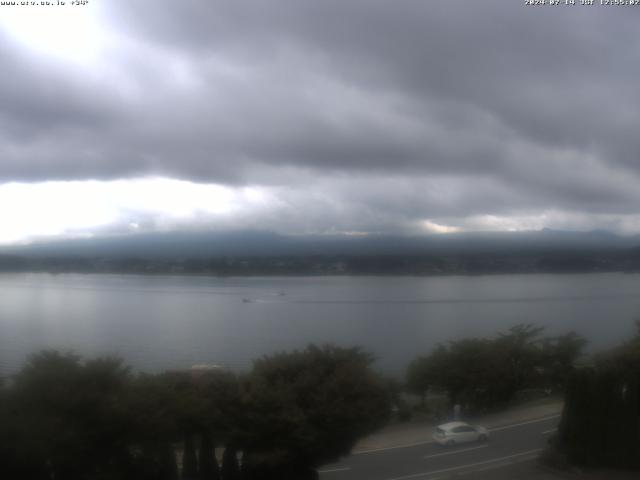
[[2, 324, 638, 478], [406, 324, 586, 415], [548, 322, 640, 472], [406, 324, 640, 473], [0, 345, 390, 480]]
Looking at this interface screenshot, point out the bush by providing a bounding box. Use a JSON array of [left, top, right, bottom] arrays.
[[239, 345, 390, 475]]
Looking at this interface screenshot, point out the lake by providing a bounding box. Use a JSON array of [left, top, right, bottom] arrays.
[[1, 272, 639, 377]]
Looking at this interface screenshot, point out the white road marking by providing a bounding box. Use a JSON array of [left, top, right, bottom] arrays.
[[318, 467, 352, 474], [353, 439, 435, 455], [353, 414, 559, 456], [382, 449, 543, 480], [541, 428, 557, 435], [423, 444, 488, 459], [456, 455, 539, 476], [490, 414, 560, 432]]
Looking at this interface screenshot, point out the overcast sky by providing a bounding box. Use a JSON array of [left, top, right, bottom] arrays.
[[1, 1, 640, 244]]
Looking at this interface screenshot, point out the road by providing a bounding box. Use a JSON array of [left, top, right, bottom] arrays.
[[319, 415, 560, 480]]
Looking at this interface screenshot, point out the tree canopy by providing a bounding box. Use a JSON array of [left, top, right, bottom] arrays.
[[555, 321, 640, 470], [407, 325, 586, 411], [239, 345, 390, 479], [0, 344, 390, 480]]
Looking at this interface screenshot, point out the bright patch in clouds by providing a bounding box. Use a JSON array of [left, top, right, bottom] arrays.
[[0, 3, 107, 64], [0, 178, 272, 244], [3, 177, 640, 245], [420, 220, 461, 234]]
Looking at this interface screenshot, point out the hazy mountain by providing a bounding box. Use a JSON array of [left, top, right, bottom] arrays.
[[1, 229, 639, 260]]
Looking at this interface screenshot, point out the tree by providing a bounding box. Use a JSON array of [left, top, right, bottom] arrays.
[[1, 345, 391, 479], [126, 373, 183, 480], [7, 351, 135, 480], [182, 435, 198, 480], [195, 369, 243, 451], [198, 433, 220, 480], [238, 345, 390, 478], [408, 338, 507, 411], [407, 325, 585, 413], [406, 357, 432, 407], [540, 331, 587, 390], [555, 325, 640, 471], [495, 324, 545, 397], [220, 446, 240, 480], [0, 377, 27, 478]]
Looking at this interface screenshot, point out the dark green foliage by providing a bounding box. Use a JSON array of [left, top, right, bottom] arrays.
[[1, 375, 46, 478], [0, 352, 185, 480], [0, 344, 389, 479], [221, 446, 240, 480], [238, 345, 390, 476], [496, 324, 546, 393], [6, 351, 135, 480], [539, 332, 587, 390], [406, 358, 431, 406], [163, 444, 181, 480], [557, 369, 593, 464], [559, 369, 640, 469], [134, 443, 179, 480], [195, 369, 243, 445], [406, 325, 586, 412], [556, 326, 640, 470], [240, 456, 318, 480], [394, 397, 413, 422], [182, 435, 198, 480], [127, 373, 181, 443], [382, 377, 411, 420], [198, 433, 220, 480]]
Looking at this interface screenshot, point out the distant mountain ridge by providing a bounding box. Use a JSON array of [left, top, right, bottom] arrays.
[[1, 228, 639, 259]]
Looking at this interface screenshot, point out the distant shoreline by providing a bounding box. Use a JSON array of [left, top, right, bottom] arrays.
[[1, 262, 640, 278]]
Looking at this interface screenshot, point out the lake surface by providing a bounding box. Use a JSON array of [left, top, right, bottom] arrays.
[[1, 272, 640, 377]]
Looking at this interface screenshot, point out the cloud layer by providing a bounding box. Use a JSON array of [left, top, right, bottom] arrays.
[[2, 1, 640, 241]]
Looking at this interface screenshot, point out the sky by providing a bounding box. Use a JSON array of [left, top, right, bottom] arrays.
[[1, 0, 640, 244]]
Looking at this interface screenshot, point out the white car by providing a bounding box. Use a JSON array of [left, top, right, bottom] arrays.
[[433, 421, 489, 446]]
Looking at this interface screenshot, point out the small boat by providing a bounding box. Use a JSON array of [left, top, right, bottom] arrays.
[[242, 298, 252, 303]]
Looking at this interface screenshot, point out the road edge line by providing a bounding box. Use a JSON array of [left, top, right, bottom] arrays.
[[352, 413, 560, 456], [383, 448, 543, 480]]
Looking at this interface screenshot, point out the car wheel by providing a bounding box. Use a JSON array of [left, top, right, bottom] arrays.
[[478, 434, 488, 442], [446, 439, 455, 447]]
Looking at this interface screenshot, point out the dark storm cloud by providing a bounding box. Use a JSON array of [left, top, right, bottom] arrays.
[[3, 0, 640, 232], [0, 39, 109, 134]]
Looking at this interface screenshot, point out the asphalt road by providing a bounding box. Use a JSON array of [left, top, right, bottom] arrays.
[[318, 415, 560, 480]]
